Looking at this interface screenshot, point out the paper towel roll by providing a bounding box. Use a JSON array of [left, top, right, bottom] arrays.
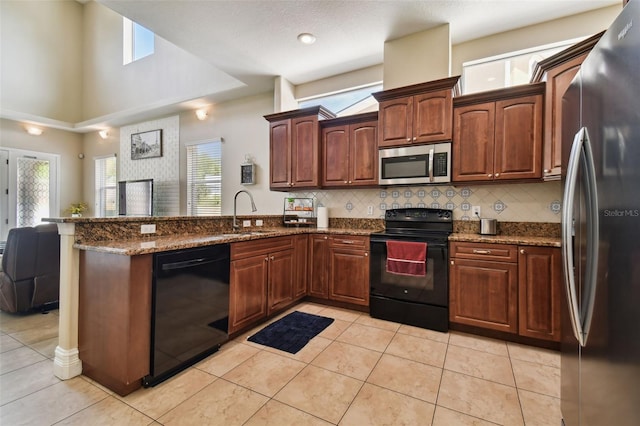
[[317, 206, 328, 229]]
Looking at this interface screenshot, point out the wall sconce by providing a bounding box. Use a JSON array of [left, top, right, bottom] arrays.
[[26, 125, 43, 136], [98, 129, 109, 139], [195, 109, 208, 121]]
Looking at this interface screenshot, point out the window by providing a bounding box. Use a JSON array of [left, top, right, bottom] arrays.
[[123, 17, 155, 65], [95, 155, 117, 217], [298, 83, 383, 116], [462, 38, 585, 94], [186, 140, 222, 216]]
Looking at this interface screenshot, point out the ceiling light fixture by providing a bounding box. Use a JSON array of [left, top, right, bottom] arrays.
[[98, 129, 109, 139], [297, 33, 316, 45], [26, 125, 43, 136], [195, 108, 208, 120]]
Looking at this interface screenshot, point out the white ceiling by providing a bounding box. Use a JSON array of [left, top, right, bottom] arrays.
[[99, 0, 618, 97]]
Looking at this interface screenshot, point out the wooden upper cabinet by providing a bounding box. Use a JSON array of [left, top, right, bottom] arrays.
[[377, 97, 412, 147], [530, 32, 603, 180], [452, 83, 544, 183], [322, 112, 378, 188], [373, 76, 460, 148], [494, 94, 543, 180], [453, 102, 496, 181], [413, 90, 453, 143], [269, 119, 291, 189], [265, 106, 335, 191]]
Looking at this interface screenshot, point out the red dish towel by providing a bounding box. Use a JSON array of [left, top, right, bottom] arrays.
[[386, 241, 427, 276]]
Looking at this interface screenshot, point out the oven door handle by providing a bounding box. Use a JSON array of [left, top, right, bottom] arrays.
[[369, 238, 448, 249]]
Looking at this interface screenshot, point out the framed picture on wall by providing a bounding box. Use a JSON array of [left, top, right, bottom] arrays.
[[131, 129, 162, 160]]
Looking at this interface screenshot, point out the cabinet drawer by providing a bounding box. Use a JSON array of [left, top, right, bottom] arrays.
[[329, 235, 369, 250], [450, 242, 517, 262], [231, 236, 294, 260]]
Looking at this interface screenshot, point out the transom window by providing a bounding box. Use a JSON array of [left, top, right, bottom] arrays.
[[123, 17, 155, 65], [298, 83, 383, 116], [462, 37, 585, 94]]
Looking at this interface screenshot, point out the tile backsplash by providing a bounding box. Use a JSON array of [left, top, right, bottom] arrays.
[[291, 181, 562, 223]]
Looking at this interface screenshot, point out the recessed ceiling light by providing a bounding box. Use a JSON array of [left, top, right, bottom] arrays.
[[297, 33, 316, 45]]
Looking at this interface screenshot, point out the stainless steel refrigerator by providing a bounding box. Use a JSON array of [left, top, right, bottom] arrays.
[[561, 1, 640, 425]]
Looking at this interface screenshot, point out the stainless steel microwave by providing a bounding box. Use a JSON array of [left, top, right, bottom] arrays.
[[379, 142, 451, 185]]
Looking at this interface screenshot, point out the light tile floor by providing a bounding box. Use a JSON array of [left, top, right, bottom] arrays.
[[0, 303, 561, 425]]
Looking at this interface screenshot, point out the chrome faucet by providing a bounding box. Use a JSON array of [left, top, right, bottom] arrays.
[[233, 190, 257, 231]]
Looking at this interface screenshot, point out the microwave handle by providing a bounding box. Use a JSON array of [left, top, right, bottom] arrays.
[[428, 148, 434, 182]]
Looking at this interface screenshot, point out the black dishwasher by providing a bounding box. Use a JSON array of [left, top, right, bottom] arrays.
[[143, 244, 230, 387]]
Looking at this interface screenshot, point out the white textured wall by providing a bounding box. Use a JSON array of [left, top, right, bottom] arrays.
[[0, 118, 83, 216], [120, 116, 180, 216], [383, 24, 451, 89], [451, 5, 621, 76], [0, 0, 83, 123]]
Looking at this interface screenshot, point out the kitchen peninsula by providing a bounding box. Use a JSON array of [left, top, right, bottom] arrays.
[[46, 215, 559, 396]]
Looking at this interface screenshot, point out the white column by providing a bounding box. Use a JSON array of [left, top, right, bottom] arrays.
[[53, 222, 82, 379]]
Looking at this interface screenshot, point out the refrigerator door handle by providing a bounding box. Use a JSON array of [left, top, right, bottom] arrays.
[[562, 127, 599, 347], [581, 127, 600, 346], [562, 128, 586, 346]]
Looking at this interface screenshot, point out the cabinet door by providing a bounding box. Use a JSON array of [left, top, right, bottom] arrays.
[[322, 125, 350, 187], [452, 102, 495, 182], [269, 119, 291, 189], [293, 235, 308, 300], [518, 247, 562, 341], [378, 97, 413, 147], [329, 247, 369, 306], [229, 255, 268, 334], [268, 249, 294, 315], [291, 115, 320, 188], [413, 90, 452, 144], [543, 55, 585, 179], [449, 258, 518, 333], [494, 95, 543, 180], [308, 235, 329, 298], [349, 121, 378, 186]]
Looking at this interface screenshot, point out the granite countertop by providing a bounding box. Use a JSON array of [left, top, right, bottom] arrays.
[[449, 233, 561, 248], [74, 227, 381, 256]]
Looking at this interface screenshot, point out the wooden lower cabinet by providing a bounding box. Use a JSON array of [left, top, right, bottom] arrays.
[[449, 257, 518, 334], [229, 254, 269, 334], [450, 242, 562, 342], [267, 249, 295, 314], [293, 234, 309, 300], [328, 236, 369, 306], [309, 234, 370, 306], [518, 246, 562, 341], [78, 251, 152, 396], [309, 234, 329, 298], [229, 236, 296, 334]]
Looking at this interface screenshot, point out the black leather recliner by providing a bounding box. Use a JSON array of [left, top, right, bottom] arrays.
[[0, 224, 60, 313]]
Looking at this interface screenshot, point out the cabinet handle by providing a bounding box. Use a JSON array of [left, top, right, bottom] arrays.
[[472, 249, 492, 254], [450, 260, 454, 265], [544, 169, 551, 173], [412, 137, 417, 141], [364, 253, 368, 257], [340, 240, 356, 244], [406, 138, 411, 142], [348, 180, 352, 184], [344, 180, 348, 184], [495, 173, 500, 178], [264, 257, 269, 262], [270, 256, 275, 260], [520, 249, 525, 254], [324, 236, 328, 240], [488, 174, 493, 178]]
